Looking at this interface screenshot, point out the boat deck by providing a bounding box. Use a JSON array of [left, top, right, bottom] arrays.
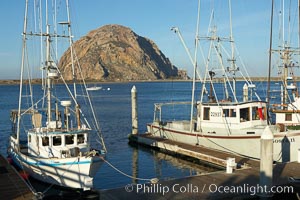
[[98, 133, 300, 199], [0, 154, 36, 200]]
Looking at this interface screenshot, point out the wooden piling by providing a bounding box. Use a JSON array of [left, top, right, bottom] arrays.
[[259, 125, 273, 198], [131, 86, 138, 135]]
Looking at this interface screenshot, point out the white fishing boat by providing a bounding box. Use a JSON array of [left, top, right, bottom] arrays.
[[7, 0, 106, 190], [146, 0, 300, 162], [269, 0, 300, 129], [86, 85, 102, 91]]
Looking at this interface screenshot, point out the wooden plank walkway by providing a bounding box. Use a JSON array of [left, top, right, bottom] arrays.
[[100, 165, 300, 199], [98, 134, 300, 199], [0, 154, 36, 200], [129, 134, 260, 169]]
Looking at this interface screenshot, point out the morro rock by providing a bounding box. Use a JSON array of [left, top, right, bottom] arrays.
[[59, 24, 182, 81]]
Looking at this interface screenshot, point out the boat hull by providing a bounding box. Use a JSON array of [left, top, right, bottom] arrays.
[[147, 122, 300, 162], [8, 148, 103, 190]]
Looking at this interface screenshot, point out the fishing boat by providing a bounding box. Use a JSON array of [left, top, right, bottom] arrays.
[[269, 0, 300, 129], [7, 0, 106, 190], [145, 0, 300, 162], [86, 86, 102, 91]]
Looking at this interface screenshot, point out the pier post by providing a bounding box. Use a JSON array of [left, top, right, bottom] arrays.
[[259, 126, 273, 198], [243, 83, 248, 102], [131, 85, 138, 135], [226, 157, 236, 174]]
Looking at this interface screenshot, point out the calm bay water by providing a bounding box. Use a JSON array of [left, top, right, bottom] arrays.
[[0, 81, 219, 192], [0, 80, 278, 192]]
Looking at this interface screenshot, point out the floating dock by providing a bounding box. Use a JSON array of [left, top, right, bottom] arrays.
[[0, 154, 36, 200], [99, 133, 300, 199], [95, 85, 300, 199]]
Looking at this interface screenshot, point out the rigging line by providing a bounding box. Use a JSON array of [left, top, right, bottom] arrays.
[[52, 0, 58, 61], [38, 0, 45, 93], [212, 43, 237, 102], [218, 44, 240, 100], [218, 107, 232, 136], [71, 46, 107, 152], [233, 46, 253, 84], [24, 43, 35, 109], [100, 157, 158, 183], [17, 0, 30, 150], [65, 0, 77, 99], [10, 157, 39, 197], [200, 39, 214, 103], [189, 0, 201, 132], [201, 136, 258, 160]]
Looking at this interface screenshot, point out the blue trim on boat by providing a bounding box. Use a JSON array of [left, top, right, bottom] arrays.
[[8, 151, 102, 167], [28, 129, 90, 135]]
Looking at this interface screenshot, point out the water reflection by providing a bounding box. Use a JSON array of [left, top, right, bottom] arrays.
[[132, 147, 139, 184], [129, 143, 222, 185]]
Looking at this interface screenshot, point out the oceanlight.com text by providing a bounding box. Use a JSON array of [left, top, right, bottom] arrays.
[[124, 183, 294, 196]]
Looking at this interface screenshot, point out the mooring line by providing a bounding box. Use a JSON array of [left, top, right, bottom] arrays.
[[100, 157, 159, 184]]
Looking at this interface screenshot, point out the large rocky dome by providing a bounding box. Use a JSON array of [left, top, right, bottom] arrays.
[[58, 24, 182, 81]]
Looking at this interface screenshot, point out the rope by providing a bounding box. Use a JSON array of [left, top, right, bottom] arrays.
[[100, 157, 159, 184], [9, 156, 44, 199]]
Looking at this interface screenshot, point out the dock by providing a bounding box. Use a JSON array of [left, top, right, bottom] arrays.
[[0, 154, 36, 200], [93, 85, 300, 199], [98, 134, 300, 199], [129, 133, 259, 168]]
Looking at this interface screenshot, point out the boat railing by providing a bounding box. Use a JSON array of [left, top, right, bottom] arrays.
[[153, 101, 192, 122]]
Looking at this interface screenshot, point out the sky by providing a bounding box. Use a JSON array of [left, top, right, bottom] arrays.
[[0, 0, 291, 79]]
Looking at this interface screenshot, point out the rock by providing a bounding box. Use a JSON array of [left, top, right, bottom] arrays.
[[58, 24, 184, 81]]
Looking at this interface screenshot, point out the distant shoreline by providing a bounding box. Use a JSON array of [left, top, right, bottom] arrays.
[[0, 77, 291, 85]]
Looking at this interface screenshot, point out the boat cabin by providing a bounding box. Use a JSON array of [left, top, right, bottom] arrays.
[[27, 130, 89, 158], [196, 101, 267, 132], [10, 101, 91, 159], [273, 97, 300, 127]]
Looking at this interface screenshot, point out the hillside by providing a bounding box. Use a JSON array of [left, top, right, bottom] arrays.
[[59, 24, 185, 81]]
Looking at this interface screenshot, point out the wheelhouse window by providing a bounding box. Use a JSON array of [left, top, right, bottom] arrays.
[[223, 109, 236, 117], [240, 107, 250, 122], [285, 113, 292, 121], [77, 134, 85, 144], [53, 136, 62, 146], [42, 136, 49, 146], [252, 106, 265, 120], [65, 135, 74, 145], [252, 107, 259, 120], [28, 135, 31, 143], [203, 107, 210, 120]]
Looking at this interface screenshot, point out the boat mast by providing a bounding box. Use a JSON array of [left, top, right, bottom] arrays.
[[46, 0, 52, 123], [282, 0, 288, 107], [228, 0, 237, 98], [267, 0, 274, 124], [189, 0, 201, 132], [17, 0, 29, 150]]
